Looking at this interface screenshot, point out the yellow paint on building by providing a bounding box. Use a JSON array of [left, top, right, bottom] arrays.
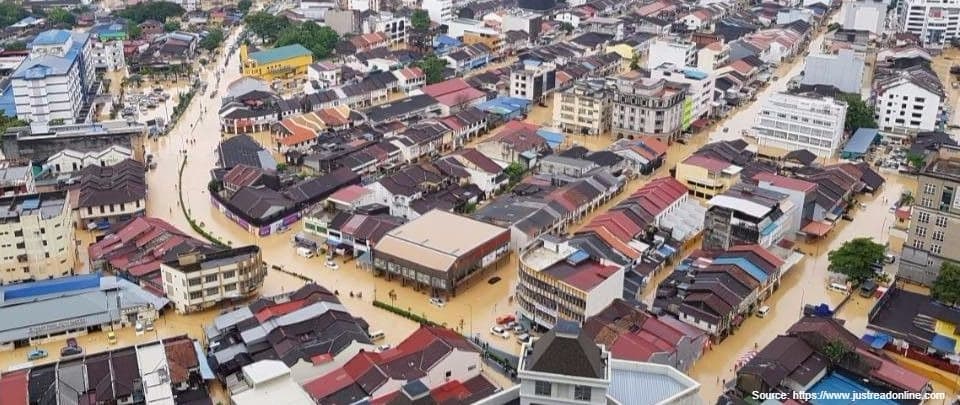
[[240, 44, 313, 82]]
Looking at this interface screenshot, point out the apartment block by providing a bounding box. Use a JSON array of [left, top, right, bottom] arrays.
[[753, 92, 848, 158], [422, 0, 453, 22], [650, 63, 716, 126], [510, 59, 557, 102], [897, 0, 960, 48], [161, 246, 267, 313], [0, 191, 75, 285], [873, 65, 944, 135], [900, 145, 960, 286], [11, 30, 97, 126], [646, 38, 697, 69], [552, 79, 612, 136], [703, 183, 800, 251], [517, 237, 624, 330], [612, 73, 687, 143], [365, 12, 409, 47]]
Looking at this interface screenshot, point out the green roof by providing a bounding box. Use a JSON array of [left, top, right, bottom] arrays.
[[248, 44, 312, 65]]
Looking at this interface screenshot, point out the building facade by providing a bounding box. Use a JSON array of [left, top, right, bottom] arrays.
[[90, 37, 126, 72], [873, 66, 944, 135], [422, 0, 453, 22], [753, 92, 848, 157], [161, 246, 267, 313], [900, 146, 960, 286], [365, 12, 409, 47], [240, 44, 313, 82], [612, 75, 687, 142], [553, 80, 612, 136], [897, 0, 960, 48], [0, 191, 75, 285], [10, 30, 97, 126], [510, 60, 557, 102], [650, 64, 716, 125], [703, 184, 799, 251], [646, 38, 697, 70]]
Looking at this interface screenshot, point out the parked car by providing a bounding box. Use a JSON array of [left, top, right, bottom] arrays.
[[428, 297, 446, 307], [496, 314, 515, 325], [377, 344, 391, 352], [27, 348, 47, 361], [490, 326, 510, 339], [325, 260, 339, 270], [145, 321, 155, 332], [517, 333, 532, 344], [107, 332, 117, 345], [60, 345, 83, 357], [135, 321, 144, 334]]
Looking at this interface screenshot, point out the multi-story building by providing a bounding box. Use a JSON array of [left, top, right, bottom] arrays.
[[502, 9, 543, 40], [650, 63, 716, 126], [510, 59, 557, 102], [517, 237, 624, 330], [612, 73, 687, 143], [753, 92, 848, 157], [422, 0, 453, 22], [463, 27, 504, 56], [77, 159, 147, 228], [801, 50, 865, 94], [552, 79, 612, 136], [646, 38, 697, 69], [90, 37, 125, 72], [348, 0, 378, 11], [897, 0, 960, 48], [11, 30, 97, 126], [365, 12, 408, 47], [873, 65, 944, 135], [900, 145, 960, 286], [240, 44, 313, 82], [843, 0, 887, 35], [0, 190, 76, 285], [703, 183, 799, 251], [696, 40, 729, 73], [160, 246, 267, 313]]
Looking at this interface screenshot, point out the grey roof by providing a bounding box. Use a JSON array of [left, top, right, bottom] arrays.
[[240, 301, 350, 344], [607, 360, 697, 405], [523, 321, 605, 379], [0, 275, 168, 344]]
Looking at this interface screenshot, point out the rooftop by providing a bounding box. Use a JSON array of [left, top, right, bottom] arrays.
[[163, 245, 260, 273], [375, 210, 507, 272], [247, 44, 312, 65]]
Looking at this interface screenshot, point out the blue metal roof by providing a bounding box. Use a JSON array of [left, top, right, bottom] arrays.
[[843, 128, 878, 155], [32, 29, 71, 46], [13, 31, 89, 80], [478, 96, 530, 115], [712, 257, 768, 283], [537, 129, 565, 148], [931, 334, 957, 354], [1, 273, 102, 301]]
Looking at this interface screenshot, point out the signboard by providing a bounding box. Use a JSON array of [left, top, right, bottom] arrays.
[[28, 318, 87, 337]]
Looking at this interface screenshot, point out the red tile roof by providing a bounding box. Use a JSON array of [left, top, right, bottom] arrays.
[[753, 172, 817, 193], [682, 155, 732, 172], [727, 244, 785, 268], [0, 371, 27, 405], [558, 260, 621, 291], [328, 185, 370, 204], [434, 87, 486, 107], [420, 78, 474, 98], [163, 337, 199, 385], [254, 298, 310, 322]]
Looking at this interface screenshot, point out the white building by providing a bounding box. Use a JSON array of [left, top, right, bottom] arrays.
[[753, 92, 848, 157], [511, 59, 557, 102], [365, 12, 408, 46], [516, 238, 624, 330], [45, 145, 132, 174], [160, 246, 267, 314], [650, 64, 716, 122], [422, 0, 453, 22], [873, 65, 944, 134], [801, 50, 865, 94], [11, 30, 97, 126], [232, 361, 315, 405], [0, 190, 76, 285], [898, 0, 960, 48], [646, 38, 697, 69], [502, 9, 543, 39], [553, 80, 612, 136], [696, 40, 729, 73], [90, 38, 125, 72], [843, 0, 887, 35], [348, 0, 377, 11]]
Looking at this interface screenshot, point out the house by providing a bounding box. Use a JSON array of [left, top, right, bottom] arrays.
[[365, 164, 456, 219], [476, 120, 552, 168], [240, 44, 313, 81], [77, 159, 147, 228], [418, 79, 488, 115], [703, 182, 800, 250], [443, 43, 492, 74], [608, 137, 668, 175]]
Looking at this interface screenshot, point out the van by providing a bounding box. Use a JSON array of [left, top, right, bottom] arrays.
[[757, 305, 771, 318], [368, 330, 385, 341], [828, 283, 849, 293], [296, 247, 315, 259]]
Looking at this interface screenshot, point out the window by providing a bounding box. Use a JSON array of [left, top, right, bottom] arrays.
[[934, 230, 945, 241], [916, 226, 927, 237], [924, 184, 937, 195], [574, 385, 592, 401], [918, 212, 931, 223], [913, 239, 925, 250], [204, 275, 218, 283], [932, 244, 942, 254], [189, 291, 202, 300], [205, 287, 219, 296], [534, 381, 552, 396], [223, 270, 236, 279], [921, 198, 933, 208], [936, 216, 948, 227], [13, 230, 21, 237], [224, 283, 237, 291], [188, 278, 202, 286]]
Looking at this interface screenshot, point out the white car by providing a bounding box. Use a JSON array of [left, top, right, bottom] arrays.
[[517, 333, 532, 344], [490, 326, 510, 339], [377, 344, 391, 352], [429, 297, 446, 307], [325, 261, 339, 270]]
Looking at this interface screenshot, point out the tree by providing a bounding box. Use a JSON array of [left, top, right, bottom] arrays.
[[629, 54, 641, 70], [415, 55, 448, 84], [200, 28, 225, 51], [275, 21, 339, 59], [0, 112, 26, 134], [828, 237, 885, 285], [238, 0, 252, 13], [827, 22, 841, 32], [115, 1, 185, 24], [126, 22, 143, 40], [0, 2, 29, 28], [839, 93, 877, 132], [559, 22, 574, 33], [504, 162, 526, 184], [932, 262, 960, 306], [245, 12, 290, 43], [164, 20, 181, 32], [822, 340, 852, 366], [3, 40, 27, 51], [906, 152, 925, 171], [411, 9, 430, 32], [47, 7, 76, 26]]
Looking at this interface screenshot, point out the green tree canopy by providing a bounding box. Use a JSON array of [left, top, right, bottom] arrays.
[[244, 12, 290, 43], [932, 262, 960, 306], [415, 55, 448, 84], [275, 21, 338, 59], [237, 0, 252, 13], [116, 1, 185, 24], [200, 28, 225, 51], [504, 162, 526, 184], [0, 112, 26, 134], [126, 22, 143, 39], [47, 7, 76, 26], [0, 2, 29, 28], [411, 9, 430, 32], [827, 237, 886, 285], [3, 40, 27, 51], [164, 20, 181, 32], [840, 93, 877, 132]]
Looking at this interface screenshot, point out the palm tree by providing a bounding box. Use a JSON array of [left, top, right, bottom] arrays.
[[822, 340, 851, 367]]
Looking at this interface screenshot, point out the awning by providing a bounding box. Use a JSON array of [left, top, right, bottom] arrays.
[[193, 341, 216, 379], [931, 334, 957, 354], [691, 119, 710, 129], [802, 220, 833, 237]]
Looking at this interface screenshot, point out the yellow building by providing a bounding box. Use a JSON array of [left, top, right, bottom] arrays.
[[463, 28, 503, 56], [240, 44, 313, 82], [674, 155, 742, 199]]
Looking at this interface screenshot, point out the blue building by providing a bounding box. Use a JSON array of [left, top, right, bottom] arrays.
[[478, 96, 531, 120]]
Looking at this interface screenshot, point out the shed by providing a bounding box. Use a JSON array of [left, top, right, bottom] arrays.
[[841, 128, 878, 160]]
